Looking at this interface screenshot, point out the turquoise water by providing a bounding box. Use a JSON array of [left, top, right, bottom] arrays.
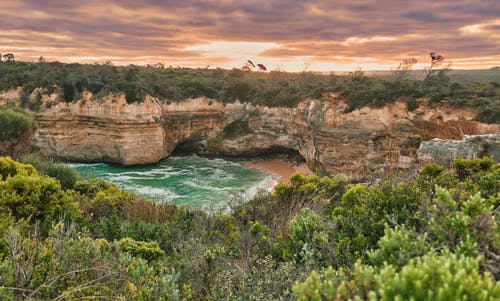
[[70, 155, 276, 209]]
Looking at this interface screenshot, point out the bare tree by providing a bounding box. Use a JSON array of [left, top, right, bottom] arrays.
[[423, 52, 451, 83], [392, 57, 418, 81]]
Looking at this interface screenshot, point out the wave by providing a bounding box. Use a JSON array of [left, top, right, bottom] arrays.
[[69, 155, 277, 209]]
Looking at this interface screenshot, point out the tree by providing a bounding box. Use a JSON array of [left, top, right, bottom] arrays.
[[392, 57, 417, 81], [2, 53, 15, 62], [423, 52, 451, 84]]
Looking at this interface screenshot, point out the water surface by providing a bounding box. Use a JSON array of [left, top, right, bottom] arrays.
[[70, 155, 276, 209]]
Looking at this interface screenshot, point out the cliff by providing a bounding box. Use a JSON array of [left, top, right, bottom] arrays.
[[2, 90, 498, 181], [417, 134, 500, 167]]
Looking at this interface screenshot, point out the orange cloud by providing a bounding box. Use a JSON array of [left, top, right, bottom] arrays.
[[0, 0, 498, 71]]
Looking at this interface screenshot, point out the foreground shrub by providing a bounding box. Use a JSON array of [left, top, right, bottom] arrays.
[[294, 251, 500, 301], [0, 174, 80, 224], [21, 154, 79, 189], [0, 222, 178, 300], [115, 237, 165, 261]]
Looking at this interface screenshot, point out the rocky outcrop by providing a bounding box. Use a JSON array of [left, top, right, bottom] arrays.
[[3, 89, 498, 181], [417, 134, 500, 167]]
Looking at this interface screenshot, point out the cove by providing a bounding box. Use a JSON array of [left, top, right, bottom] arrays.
[[69, 155, 277, 209]]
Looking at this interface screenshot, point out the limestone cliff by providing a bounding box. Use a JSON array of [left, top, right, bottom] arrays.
[[417, 134, 500, 167], [2, 89, 498, 181]]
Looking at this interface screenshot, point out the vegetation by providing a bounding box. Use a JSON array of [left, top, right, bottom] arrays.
[[0, 155, 498, 300], [21, 154, 78, 190], [0, 61, 498, 123], [0, 106, 37, 158]]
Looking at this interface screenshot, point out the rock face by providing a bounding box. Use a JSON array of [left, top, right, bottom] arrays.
[[6, 90, 497, 181], [417, 134, 500, 167]]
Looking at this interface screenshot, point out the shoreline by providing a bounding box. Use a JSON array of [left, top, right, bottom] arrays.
[[242, 158, 314, 185]]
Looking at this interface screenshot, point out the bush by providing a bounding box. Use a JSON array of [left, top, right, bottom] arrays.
[[294, 251, 500, 301], [0, 159, 80, 225], [0, 156, 37, 180], [0, 106, 37, 141], [454, 157, 494, 180], [115, 237, 165, 261], [21, 154, 79, 189], [419, 162, 445, 178]]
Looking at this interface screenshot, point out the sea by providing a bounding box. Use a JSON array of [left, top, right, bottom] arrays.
[[69, 155, 277, 210]]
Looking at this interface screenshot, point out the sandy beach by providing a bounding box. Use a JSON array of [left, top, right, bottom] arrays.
[[243, 159, 314, 184]]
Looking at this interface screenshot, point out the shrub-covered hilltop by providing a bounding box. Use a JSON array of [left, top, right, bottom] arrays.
[[0, 61, 499, 123], [0, 156, 499, 300]]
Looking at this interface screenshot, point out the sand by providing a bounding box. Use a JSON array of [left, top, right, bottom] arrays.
[[243, 159, 313, 184]]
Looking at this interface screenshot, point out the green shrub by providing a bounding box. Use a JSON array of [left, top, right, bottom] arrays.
[[367, 226, 430, 267], [21, 154, 79, 189], [115, 237, 165, 261], [454, 157, 494, 180], [294, 251, 500, 301], [290, 208, 324, 244], [0, 106, 37, 141], [44, 163, 78, 189], [0, 173, 80, 223], [89, 185, 134, 217], [0, 156, 37, 180], [419, 162, 446, 178], [73, 178, 111, 198], [0, 222, 177, 300], [406, 97, 418, 111]]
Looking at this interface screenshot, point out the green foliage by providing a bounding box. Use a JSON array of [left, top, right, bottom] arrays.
[[290, 208, 324, 244], [0, 222, 178, 300], [0, 173, 80, 224], [367, 226, 430, 267], [21, 154, 79, 189], [419, 162, 446, 178], [0, 105, 37, 141], [294, 251, 500, 301], [0, 157, 80, 227], [1, 157, 499, 299], [115, 237, 165, 261], [1, 62, 498, 123], [0, 156, 37, 180], [89, 185, 134, 217], [73, 178, 111, 197], [454, 157, 494, 180]]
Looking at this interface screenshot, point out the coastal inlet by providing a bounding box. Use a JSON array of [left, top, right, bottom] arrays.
[[69, 155, 278, 209]]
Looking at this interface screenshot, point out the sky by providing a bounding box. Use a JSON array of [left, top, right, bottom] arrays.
[[1, 0, 499, 71]]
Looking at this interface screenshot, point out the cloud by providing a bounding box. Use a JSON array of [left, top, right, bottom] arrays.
[[0, 0, 498, 70]]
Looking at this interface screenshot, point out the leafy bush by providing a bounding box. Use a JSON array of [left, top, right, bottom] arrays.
[[115, 237, 165, 261], [0, 106, 37, 141], [0, 106, 37, 157], [0, 222, 178, 300], [21, 154, 79, 189], [1, 157, 499, 299], [0, 156, 37, 180], [454, 157, 494, 180], [294, 251, 500, 301], [0, 173, 80, 223]]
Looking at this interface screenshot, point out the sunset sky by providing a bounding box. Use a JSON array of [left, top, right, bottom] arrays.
[[1, 0, 499, 71]]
